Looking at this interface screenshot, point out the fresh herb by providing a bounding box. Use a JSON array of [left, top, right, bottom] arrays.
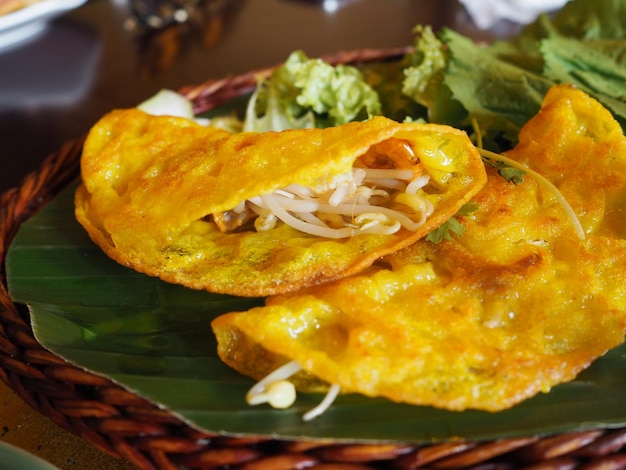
[[402, 0, 626, 151], [469, 117, 525, 185], [482, 157, 526, 184], [426, 202, 479, 244]]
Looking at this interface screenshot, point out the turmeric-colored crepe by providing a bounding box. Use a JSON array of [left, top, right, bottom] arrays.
[[75, 111, 485, 296], [212, 85, 626, 411]]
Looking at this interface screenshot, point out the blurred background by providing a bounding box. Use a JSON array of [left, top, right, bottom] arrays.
[[0, 0, 538, 195]]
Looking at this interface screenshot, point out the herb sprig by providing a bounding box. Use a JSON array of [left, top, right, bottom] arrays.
[[426, 202, 479, 244]]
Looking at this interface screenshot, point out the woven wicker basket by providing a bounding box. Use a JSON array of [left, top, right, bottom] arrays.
[[2, 48, 626, 470]]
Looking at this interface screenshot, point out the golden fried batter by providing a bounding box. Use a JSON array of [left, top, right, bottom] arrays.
[[212, 85, 626, 411], [75, 111, 485, 296]]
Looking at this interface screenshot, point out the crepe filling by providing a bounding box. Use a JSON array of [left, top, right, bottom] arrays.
[[213, 143, 435, 239]]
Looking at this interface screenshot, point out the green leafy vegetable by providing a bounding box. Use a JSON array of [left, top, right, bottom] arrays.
[[202, 0, 626, 142], [425, 201, 479, 244], [539, 0, 626, 40], [243, 50, 381, 131], [540, 36, 626, 128], [360, 59, 425, 123], [402, 26, 467, 128], [482, 156, 526, 184], [402, 25, 447, 110], [402, 0, 626, 150]]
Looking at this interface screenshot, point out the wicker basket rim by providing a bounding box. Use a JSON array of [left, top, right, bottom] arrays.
[[2, 47, 626, 469]]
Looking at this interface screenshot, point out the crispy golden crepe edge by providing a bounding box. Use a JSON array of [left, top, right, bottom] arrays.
[[210, 85, 626, 411], [75, 111, 487, 296]]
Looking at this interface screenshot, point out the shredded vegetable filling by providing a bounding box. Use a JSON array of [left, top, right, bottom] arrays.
[[214, 165, 434, 238]]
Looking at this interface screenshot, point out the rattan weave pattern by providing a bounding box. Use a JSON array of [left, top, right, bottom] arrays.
[[2, 48, 626, 469]]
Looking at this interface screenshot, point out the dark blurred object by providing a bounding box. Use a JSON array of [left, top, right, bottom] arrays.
[[136, 0, 243, 76], [280, 0, 361, 12], [125, 0, 234, 30], [126, 0, 196, 29]]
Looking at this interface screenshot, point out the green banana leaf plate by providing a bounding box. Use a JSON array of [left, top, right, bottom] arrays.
[[6, 180, 626, 444]]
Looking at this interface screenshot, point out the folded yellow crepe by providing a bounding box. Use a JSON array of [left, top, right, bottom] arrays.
[[75, 110, 485, 296], [212, 85, 626, 412]]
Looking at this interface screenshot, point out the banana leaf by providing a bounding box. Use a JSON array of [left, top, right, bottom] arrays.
[[6, 181, 626, 443]]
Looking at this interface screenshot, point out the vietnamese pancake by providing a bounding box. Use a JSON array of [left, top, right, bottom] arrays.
[[75, 110, 486, 296], [212, 85, 626, 412]]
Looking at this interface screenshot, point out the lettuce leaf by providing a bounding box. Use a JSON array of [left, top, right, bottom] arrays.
[[401, 25, 447, 110], [243, 50, 381, 131]]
